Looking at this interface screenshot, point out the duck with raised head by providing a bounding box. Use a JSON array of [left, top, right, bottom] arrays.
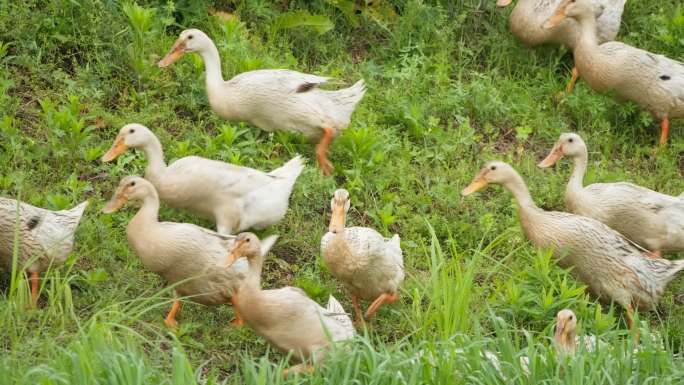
[[462, 161, 684, 331], [497, 0, 626, 93], [227, 232, 355, 376], [102, 176, 249, 328], [320, 189, 404, 326], [102, 123, 304, 235], [158, 29, 366, 175], [545, 0, 684, 146], [0, 198, 87, 307], [538, 133, 684, 257]]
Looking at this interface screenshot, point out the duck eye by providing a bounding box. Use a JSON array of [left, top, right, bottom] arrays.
[[188, 35, 193, 40], [490, 166, 497, 171], [130, 181, 136, 187], [129, 129, 135, 134], [246, 238, 251, 243], [568, 138, 574, 143], [569, 315, 573, 320]]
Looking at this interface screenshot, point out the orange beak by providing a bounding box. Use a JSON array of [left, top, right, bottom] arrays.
[[225, 239, 247, 266], [538, 143, 564, 168], [543, 1, 569, 29], [102, 192, 129, 214], [158, 40, 187, 68], [328, 202, 347, 234], [461, 171, 489, 196], [496, 0, 513, 7], [101, 137, 128, 162]]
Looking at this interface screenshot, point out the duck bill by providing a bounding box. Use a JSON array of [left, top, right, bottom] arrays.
[[101, 137, 128, 162], [158, 40, 187, 68], [496, 0, 513, 7], [328, 203, 347, 234], [226, 240, 247, 266], [461, 173, 489, 196], [543, 7, 567, 29], [102, 193, 128, 214], [538, 144, 564, 168]]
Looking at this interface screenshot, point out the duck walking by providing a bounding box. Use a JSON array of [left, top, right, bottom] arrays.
[[102, 176, 248, 327], [545, 0, 684, 145], [539, 133, 684, 257], [158, 29, 366, 175], [497, 0, 626, 93], [227, 232, 355, 376], [320, 189, 404, 325], [0, 198, 87, 307], [462, 161, 684, 330], [102, 123, 304, 235]]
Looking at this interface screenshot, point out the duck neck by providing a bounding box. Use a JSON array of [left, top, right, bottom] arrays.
[[142, 136, 167, 180], [130, 193, 160, 228], [574, 13, 599, 50], [198, 42, 224, 90], [502, 173, 538, 213], [567, 152, 588, 197]]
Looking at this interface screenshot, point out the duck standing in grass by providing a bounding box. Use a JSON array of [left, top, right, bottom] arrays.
[[102, 176, 248, 328], [496, 0, 626, 94], [462, 161, 684, 331], [538, 133, 684, 257], [102, 123, 304, 235], [320, 189, 404, 326], [158, 29, 366, 175], [0, 198, 87, 307], [226, 232, 355, 376], [545, 0, 684, 146]]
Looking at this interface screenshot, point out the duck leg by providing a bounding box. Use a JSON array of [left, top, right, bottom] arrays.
[[646, 250, 662, 259], [164, 298, 182, 328], [315, 127, 334, 176], [626, 304, 641, 344], [659, 118, 669, 146], [230, 296, 243, 327], [364, 292, 399, 320], [351, 295, 365, 327], [565, 67, 579, 93], [29, 271, 39, 308]]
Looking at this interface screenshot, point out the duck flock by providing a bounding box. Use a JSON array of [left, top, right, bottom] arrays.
[[1, 0, 683, 376]]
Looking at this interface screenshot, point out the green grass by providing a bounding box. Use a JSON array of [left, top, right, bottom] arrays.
[[1, 0, 684, 383]]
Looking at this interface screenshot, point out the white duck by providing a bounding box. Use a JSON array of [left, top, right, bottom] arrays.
[[497, 0, 626, 93], [544, 0, 684, 145], [320, 189, 404, 325], [158, 29, 366, 175], [539, 133, 684, 257], [227, 232, 355, 376], [462, 161, 684, 330], [102, 123, 304, 235], [0, 198, 88, 306], [102, 176, 256, 327]]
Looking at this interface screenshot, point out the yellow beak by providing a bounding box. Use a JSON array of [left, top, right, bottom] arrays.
[[538, 144, 564, 168], [158, 40, 187, 68], [102, 193, 128, 214], [225, 239, 247, 266], [543, 6, 568, 29], [461, 172, 489, 196], [496, 0, 513, 7], [101, 137, 128, 162], [328, 203, 347, 234]]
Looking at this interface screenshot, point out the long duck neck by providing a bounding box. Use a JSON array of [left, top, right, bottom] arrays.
[[129, 192, 160, 231], [573, 12, 600, 52], [141, 136, 167, 180], [502, 172, 538, 213], [198, 41, 225, 91], [567, 151, 588, 198]]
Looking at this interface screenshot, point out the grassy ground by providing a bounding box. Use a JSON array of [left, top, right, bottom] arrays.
[[1, 0, 684, 383]]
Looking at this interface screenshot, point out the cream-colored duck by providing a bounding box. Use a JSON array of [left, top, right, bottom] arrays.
[[462, 161, 684, 330], [103, 176, 254, 327], [158, 29, 366, 175], [497, 0, 626, 92], [227, 232, 355, 376], [320, 189, 404, 324], [102, 123, 304, 235], [554, 309, 607, 358], [0, 198, 87, 306], [545, 0, 684, 145], [539, 133, 684, 257]]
